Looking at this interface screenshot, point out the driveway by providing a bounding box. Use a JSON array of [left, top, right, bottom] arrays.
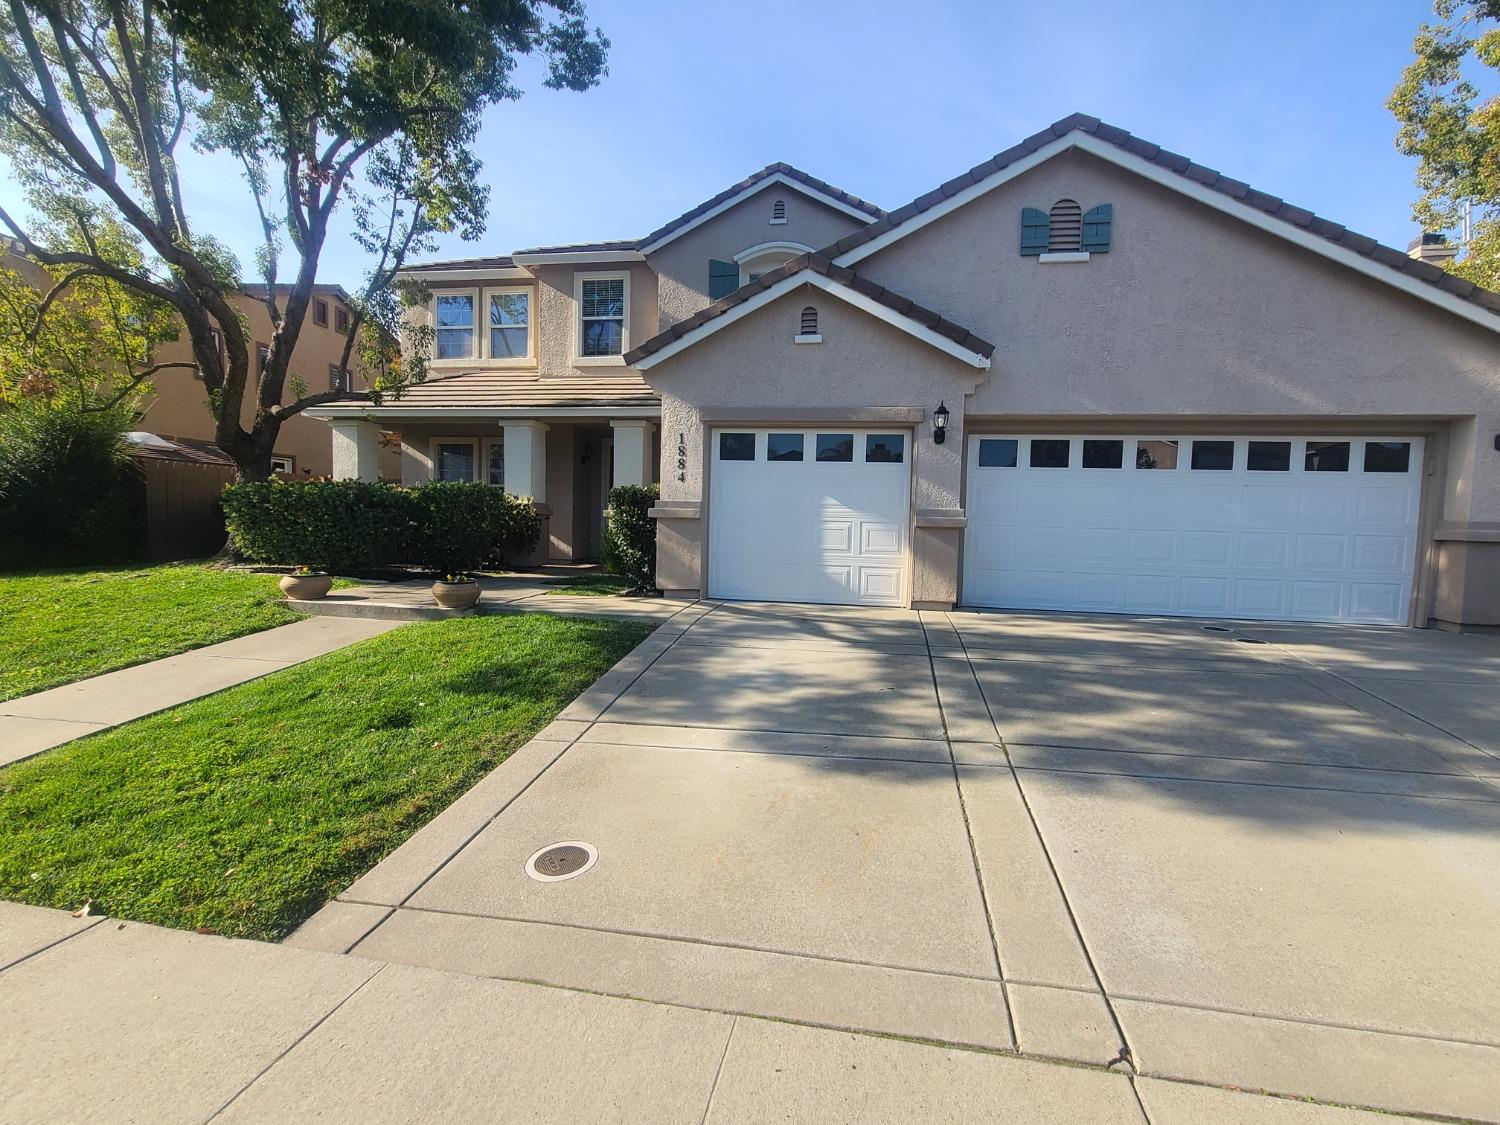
[[313, 601, 1500, 1121]]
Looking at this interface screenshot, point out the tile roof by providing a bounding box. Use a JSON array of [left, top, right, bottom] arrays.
[[623, 253, 995, 366], [325, 370, 658, 411], [821, 112, 1500, 317], [402, 255, 517, 272], [509, 163, 887, 258], [125, 432, 236, 465]]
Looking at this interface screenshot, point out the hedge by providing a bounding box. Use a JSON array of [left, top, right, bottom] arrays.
[[600, 483, 658, 594], [221, 479, 540, 576], [0, 401, 142, 570]]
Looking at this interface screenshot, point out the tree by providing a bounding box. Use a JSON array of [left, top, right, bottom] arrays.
[[1389, 0, 1500, 286], [0, 217, 183, 413], [0, 0, 608, 480]]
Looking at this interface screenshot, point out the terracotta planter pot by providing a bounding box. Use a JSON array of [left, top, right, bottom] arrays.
[[432, 579, 481, 610], [280, 572, 333, 600]]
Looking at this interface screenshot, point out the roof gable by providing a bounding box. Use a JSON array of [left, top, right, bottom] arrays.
[[824, 113, 1500, 334], [626, 254, 993, 371]]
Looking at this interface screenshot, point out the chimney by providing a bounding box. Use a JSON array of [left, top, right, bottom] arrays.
[[1408, 232, 1458, 265]]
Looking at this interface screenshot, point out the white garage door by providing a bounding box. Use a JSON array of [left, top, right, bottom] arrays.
[[963, 434, 1424, 624], [709, 428, 911, 606]]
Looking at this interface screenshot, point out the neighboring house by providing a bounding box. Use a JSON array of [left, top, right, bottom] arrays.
[[310, 114, 1500, 629], [140, 284, 401, 479]]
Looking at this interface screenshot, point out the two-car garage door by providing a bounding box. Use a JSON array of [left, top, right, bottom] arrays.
[[963, 434, 1424, 625]]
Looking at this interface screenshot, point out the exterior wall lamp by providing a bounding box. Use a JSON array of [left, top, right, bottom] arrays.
[[933, 401, 950, 444]]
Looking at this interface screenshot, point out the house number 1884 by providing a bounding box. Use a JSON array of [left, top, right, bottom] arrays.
[[676, 432, 687, 482]]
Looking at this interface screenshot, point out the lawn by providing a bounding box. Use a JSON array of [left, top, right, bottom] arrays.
[[0, 564, 304, 701], [0, 613, 651, 941], [545, 572, 634, 596]]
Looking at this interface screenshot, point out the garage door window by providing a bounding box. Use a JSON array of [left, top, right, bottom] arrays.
[[816, 434, 854, 462], [1029, 438, 1070, 468], [1247, 441, 1291, 471], [1306, 441, 1351, 472], [720, 432, 756, 460], [767, 433, 804, 462], [865, 434, 905, 463], [1081, 439, 1124, 469], [1191, 440, 1235, 470], [1364, 441, 1411, 473], [978, 438, 1018, 467], [1135, 439, 1178, 469]]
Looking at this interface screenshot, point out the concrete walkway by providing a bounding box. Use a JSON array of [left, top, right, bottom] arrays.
[[0, 899, 1434, 1124], [0, 616, 401, 766]]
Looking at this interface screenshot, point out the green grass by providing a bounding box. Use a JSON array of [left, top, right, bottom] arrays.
[[0, 565, 305, 701], [545, 573, 634, 597], [0, 613, 651, 941]]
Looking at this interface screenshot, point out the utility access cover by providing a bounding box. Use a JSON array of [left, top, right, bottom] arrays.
[[525, 842, 597, 882]]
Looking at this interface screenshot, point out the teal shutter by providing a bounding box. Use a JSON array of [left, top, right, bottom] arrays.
[[1081, 204, 1113, 252], [1019, 208, 1050, 255], [708, 259, 739, 300]]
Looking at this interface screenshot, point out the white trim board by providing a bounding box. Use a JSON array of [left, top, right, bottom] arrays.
[[832, 132, 1500, 335], [304, 406, 661, 421], [640, 173, 879, 254], [631, 269, 991, 372], [510, 249, 645, 266]]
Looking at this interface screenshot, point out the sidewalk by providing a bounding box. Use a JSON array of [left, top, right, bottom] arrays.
[[0, 900, 1423, 1125], [0, 616, 402, 766]]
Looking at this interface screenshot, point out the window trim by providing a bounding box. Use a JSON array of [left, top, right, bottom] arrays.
[[430, 437, 480, 482], [483, 284, 535, 366], [735, 240, 814, 287], [573, 270, 630, 366], [334, 305, 350, 333], [312, 297, 329, 327], [269, 454, 295, 475], [483, 436, 506, 487], [432, 288, 479, 362]]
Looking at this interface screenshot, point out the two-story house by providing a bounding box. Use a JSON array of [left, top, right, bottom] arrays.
[[308, 114, 1500, 630]]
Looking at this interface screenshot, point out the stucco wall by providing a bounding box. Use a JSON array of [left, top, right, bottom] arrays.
[[647, 287, 981, 604], [850, 148, 1500, 527], [530, 262, 659, 379], [648, 186, 870, 333]]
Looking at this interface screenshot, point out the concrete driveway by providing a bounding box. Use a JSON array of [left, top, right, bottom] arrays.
[[311, 601, 1500, 1121]]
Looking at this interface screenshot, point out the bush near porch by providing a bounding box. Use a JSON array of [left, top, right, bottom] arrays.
[[221, 479, 540, 574], [601, 483, 659, 594]]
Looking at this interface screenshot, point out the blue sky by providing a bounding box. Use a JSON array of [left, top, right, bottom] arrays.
[[0, 0, 1451, 287]]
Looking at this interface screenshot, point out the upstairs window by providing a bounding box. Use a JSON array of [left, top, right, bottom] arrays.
[[488, 289, 531, 358], [577, 274, 627, 358], [334, 306, 350, 333], [770, 198, 787, 224], [328, 364, 349, 394], [312, 297, 329, 327], [435, 293, 475, 358], [1048, 199, 1083, 252]]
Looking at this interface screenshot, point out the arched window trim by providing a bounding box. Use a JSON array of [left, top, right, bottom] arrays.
[[734, 240, 815, 286]]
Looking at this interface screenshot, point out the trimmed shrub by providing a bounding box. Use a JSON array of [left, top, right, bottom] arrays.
[[220, 478, 540, 576], [600, 483, 658, 594], [0, 401, 142, 570]]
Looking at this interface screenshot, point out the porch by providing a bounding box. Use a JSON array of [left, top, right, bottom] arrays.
[[321, 413, 660, 564]]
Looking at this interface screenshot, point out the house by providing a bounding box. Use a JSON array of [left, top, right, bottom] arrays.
[[308, 114, 1500, 630], [140, 283, 401, 479]]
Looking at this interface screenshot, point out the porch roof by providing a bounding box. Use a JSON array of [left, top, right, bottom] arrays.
[[309, 369, 659, 417]]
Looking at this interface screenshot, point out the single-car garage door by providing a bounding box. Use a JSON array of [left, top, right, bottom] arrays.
[[963, 434, 1424, 624], [709, 428, 911, 606]]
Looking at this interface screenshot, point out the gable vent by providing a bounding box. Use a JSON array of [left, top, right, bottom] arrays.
[[770, 199, 787, 224], [1048, 199, 1082, 252], [800, 306, 818, 335]]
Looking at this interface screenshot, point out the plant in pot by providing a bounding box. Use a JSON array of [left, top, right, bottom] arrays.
[[279, 564, 333, 601], [414, 482, 503, 611]]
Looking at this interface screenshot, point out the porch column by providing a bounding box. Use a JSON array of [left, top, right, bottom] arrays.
[[501, 420, 548, 502], [610, 419, 655, 487], [329, 419, 381, 482]]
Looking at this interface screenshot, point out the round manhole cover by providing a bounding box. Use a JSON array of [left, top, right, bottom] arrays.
[[525, 841, 597, 882]]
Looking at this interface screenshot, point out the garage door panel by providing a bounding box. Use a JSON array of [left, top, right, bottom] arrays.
[[709, 429, 910, 608], [964, 433, 1422, 625]]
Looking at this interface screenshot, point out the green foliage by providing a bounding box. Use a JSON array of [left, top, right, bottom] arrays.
[[600, 483, 659, 594], [0, 565, 301, 701], [0, 399, 141, 570], [220, 479, 540, 575], [0, 614, 652, 940], [1389, 2, 1500, 282]]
